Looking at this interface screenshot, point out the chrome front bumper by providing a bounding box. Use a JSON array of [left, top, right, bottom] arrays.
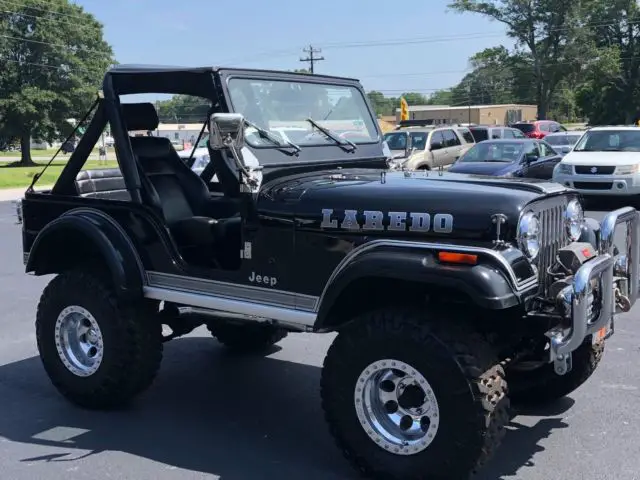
[[547, 206, 639, 375]]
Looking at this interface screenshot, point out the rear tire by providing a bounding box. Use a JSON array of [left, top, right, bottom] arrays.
[[507, 338, 604, 405], [207, 323, 288, 352], [35, 270, 163, 410], [320, 308, 510, 480]]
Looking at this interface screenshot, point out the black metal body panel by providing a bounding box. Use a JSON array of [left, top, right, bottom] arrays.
[[313, 246, 530, 328], [253, 167, 563, 299], [25, 206, 145, 299]]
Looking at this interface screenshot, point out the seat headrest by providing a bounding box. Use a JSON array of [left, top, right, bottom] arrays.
[[121, 102, 159, 131]]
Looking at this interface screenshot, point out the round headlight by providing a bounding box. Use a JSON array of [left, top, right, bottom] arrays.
[[565, 199, 584, 241], [517, 212, 540, 260]]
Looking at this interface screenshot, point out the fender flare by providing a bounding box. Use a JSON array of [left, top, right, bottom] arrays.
[[25, 208, 144, 299], [314, 243, 532, 330]]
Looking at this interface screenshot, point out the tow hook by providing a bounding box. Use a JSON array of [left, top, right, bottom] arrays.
[[615, 287, 632, 312]]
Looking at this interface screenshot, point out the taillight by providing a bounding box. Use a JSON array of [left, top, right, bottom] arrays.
[[528, 131, 544, 139]]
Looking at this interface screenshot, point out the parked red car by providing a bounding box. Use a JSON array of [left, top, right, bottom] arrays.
[[511, 120, 567, 139]]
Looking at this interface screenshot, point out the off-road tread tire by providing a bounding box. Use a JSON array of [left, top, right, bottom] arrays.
[[35, 270, 163, 410], [320, 308, 510, 480], [508, 338, 604, 405], [207, 323, 288, 352]]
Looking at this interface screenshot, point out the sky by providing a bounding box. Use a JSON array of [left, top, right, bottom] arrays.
[[76, 0, 512, 99]]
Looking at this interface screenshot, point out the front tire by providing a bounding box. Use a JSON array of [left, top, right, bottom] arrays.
[[35, 270, 163, 410], [320, 308, 510, 480], [507, 338, 604, 405]]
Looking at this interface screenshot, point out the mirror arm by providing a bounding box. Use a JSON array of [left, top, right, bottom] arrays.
[[229, 145, 259, 187]]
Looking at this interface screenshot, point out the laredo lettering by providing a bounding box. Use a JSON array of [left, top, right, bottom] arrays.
[[320, 208, 453, 233]]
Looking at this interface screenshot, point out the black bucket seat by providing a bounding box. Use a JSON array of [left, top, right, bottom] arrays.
[[121, 102, 241, 268]]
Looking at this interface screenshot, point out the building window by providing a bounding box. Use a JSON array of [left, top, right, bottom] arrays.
[[506, 109, 523, 124]]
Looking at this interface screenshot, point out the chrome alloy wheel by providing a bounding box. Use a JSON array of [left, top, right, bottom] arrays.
[[354, 359, 440, 456], [54, 306, 104, 377]]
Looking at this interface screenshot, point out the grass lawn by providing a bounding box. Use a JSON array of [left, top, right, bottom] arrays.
[[0, 148, 105, 158], [0, 160, 119, 189]]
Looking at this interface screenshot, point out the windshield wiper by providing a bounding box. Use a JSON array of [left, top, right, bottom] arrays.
[[306, 117, 357, 152], [244, 119, 301, 156]]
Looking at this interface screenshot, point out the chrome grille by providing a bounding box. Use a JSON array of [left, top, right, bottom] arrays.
[[531, 198, 570, 295]]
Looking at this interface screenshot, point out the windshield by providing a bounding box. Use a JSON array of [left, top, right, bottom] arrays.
[[512, 123, 535, 133], [458, 141, 528, 163], [545, 134, 582, 146], [384, 131, 428, 150], [573, 129, 640, 152], [227, 77, 379, 148]]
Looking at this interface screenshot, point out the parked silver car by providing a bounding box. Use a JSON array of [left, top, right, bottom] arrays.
[[544, 130, 586, 156], [384, 124, 475, 170]]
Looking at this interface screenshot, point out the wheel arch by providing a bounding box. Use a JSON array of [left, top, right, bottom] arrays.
[[313, 245, 527, 331], [25, 208, 144, 299]]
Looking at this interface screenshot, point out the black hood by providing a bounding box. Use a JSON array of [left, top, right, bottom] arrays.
[[257, 168, 570, 242]]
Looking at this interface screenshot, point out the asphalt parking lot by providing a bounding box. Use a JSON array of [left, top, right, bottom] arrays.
[[0, 200, 638, 480]]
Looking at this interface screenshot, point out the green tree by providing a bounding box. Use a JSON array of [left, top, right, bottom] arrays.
[[400, 92, 428, 105], [578, 0, 640, 123], [448, 0, 585, 119], [156, 95, 209, 124], [427, 89, 453, 105], [367, 91, 390, 116], [450, 47, 518, 105], [0, 0, 115, 165]]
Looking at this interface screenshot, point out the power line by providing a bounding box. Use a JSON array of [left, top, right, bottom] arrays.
[[299, 45, 324, 74], [0, 0, 89, 20], [223, 18, 640, 65], [0, 33, 109, 56], [0, 6, 102, 32]]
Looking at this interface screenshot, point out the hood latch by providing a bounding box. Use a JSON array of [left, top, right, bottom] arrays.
[[492, 213, 508, 246]]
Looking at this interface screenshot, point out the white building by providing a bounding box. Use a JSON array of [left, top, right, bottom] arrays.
[[152, 123, 203, 147]]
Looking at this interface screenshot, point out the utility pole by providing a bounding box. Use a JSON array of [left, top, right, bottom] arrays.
[[466, 83, 472, 125], [300, 45, 324, 74]]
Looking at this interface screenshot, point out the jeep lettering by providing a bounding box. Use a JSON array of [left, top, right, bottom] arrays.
[[248, 271, 277, 287]]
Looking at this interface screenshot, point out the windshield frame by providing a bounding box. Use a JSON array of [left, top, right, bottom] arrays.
[[224, 74, 381, 150], [572, 129, 640, 152]]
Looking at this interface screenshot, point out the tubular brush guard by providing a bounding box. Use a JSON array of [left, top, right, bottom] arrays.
[[546, 207, 639, 376]]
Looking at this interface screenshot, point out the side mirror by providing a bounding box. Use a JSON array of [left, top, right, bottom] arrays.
[[525, 153, 539, 163], [561, 146, 571, 153], [208, 113, 245, 150], [430, 142, 442, 151]]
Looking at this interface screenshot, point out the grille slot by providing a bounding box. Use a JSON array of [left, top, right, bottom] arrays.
[[574, 165, 615, 175], [532, 199, 570, 295], [573, 182, 613, 190]]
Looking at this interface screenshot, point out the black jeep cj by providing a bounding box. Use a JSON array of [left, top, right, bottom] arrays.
[[16, 65, 640, 479]]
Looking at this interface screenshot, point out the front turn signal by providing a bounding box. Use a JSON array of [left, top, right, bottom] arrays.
[[437, 252, 478, 265]]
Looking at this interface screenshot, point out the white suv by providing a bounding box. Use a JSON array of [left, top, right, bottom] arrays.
[[552, 126, 640, 198]]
